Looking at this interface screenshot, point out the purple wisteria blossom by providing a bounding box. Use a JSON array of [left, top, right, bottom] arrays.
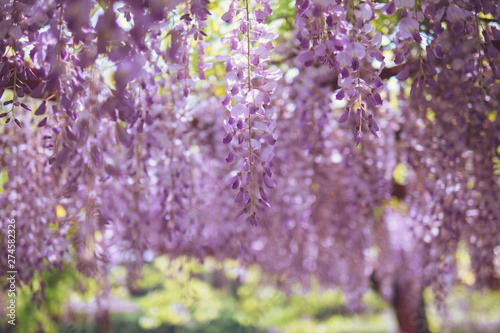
[[0, 1, 499, 332]]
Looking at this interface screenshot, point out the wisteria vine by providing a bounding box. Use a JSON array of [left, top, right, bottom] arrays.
[[219, 0, 279, 223], [0, 1, 499, 330]]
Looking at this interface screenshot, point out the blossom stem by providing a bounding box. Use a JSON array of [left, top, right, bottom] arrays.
[[11, 65, 16, 116], [475, 13, 484, 94], [357, 65, 362, 125], [246, 0, 254, 215]]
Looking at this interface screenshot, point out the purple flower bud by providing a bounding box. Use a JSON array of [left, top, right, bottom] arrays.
[[352, 58, 359, 71], [396, 65, 410, 81], [243, 159, 250, 171], [248, 215, 257, 226], [264, 166, 272, 177], [339, 108, 349, 123], [300, 38, 309, 50], [234, 188, 244, 203], [434, 45, 444, 58], [221, 11, 233, 24], [265, 134, 276, 146], [298, 51, 314, 65], [37, 117, 47, 127], [385, 1, 396, 16], [374, 51, 384, 62], [222, 95, 231, 107], [263, 173, 276, 188], [369, 116, 379, 131], [453, 21, 463, 34], [262, 93, 270, 105], [366, 95, 376, 108], [368, 124, 380, 138], [232, 177, 241, 189], [230, 39, 238, 51], [424, 4, 436, 18], [237, 119, 244, 130], [259, 187, 268, 202], [355, 130, 362, 146], [394, 52, 404, 65], [434, 22, 444, 35], [52, 105, 60, 117], [21, 103, 31, 111], [255, 10, 267, 23], [412, 31, 422, 43], [223, 133, 233, 144], [426, 78, 437, 87], [336, 89, 345, 100], [226, 151, 235, 163], [145, 112, 154, 125], [236, 208, 246, 218], [258, 198, 271, 208], [227, 174, 239, 185], [341, 67, 349, 79], [251, 56, 259, 66], [326, 15, 333, 27]]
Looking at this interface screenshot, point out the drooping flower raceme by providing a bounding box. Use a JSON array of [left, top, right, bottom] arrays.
[[294, 0, 383, 146], [219, 0, 280, 224]]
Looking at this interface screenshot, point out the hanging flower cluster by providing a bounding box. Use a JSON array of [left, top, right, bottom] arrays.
[[218, 0, 280, 224], [294, 0, 384, 145]]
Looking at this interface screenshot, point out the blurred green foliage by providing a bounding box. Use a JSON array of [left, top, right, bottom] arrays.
[[2, 255, 500, 332], [134, 256, 395, 333], [1, 263, 97, 333]]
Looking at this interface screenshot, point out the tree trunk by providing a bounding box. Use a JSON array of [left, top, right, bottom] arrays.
[[96, 308, 110, 333], [393, 280, 429, 333]]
